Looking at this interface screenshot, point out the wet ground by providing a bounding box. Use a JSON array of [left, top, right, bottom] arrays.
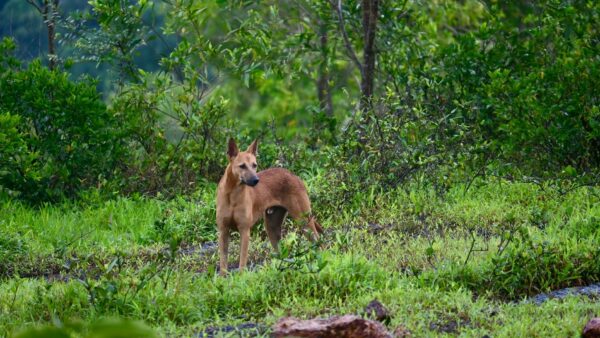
[[528, 283, 600, 305], [198, 322, 267, 337]]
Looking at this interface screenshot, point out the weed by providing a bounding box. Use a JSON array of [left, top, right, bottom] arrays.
[[1, 181, 599, 336], [0, 231, 28, 277], [271, 232, 327, 273]]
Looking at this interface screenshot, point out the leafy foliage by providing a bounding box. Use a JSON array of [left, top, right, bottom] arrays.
[[1, 2, 599, 335], [0, 41, 123, 202], [436, 1, 600, 176], [1, 181, 599, 336]]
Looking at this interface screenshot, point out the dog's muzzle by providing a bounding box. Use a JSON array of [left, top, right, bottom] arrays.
[[244, 177, 260, 187]]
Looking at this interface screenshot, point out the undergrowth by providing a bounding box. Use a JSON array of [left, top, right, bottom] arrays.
[[1, 179, 599, 337]]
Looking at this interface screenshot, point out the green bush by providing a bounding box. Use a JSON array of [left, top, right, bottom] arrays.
[[326, 0, 600, 197], [107, 72, 238, 196], [488, 240, 600, 299], [0, 39, 123, 202], [0, 112, 38, 199], [437, 1, 600, 176], [424, 227, 600, 300]]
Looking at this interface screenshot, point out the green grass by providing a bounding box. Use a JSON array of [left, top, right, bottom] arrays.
[[1, 179, 599, 337]]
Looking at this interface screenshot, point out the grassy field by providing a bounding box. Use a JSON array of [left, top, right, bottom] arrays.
[[1, 178, 599, 337]]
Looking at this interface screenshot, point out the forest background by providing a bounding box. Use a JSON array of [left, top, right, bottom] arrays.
[[0, 0, 599, 337]]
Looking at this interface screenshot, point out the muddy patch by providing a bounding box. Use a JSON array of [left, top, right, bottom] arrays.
[[11, 241, 221, 282], [528, 283, 600, 305], [199, 322, 267, 337], [429, 318, 471, 334], [178, 241, 218, 256]]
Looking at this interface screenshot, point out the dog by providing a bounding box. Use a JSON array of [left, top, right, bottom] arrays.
[[216, 138, 323, 275]]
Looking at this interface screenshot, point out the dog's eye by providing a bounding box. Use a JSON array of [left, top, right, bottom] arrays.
[[252, 163, 257, 168], [239, 164, 247, 169]]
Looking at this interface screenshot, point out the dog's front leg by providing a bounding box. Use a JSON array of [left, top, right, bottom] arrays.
[[218, 226, 230, 276], [238, 226, 251, 272]]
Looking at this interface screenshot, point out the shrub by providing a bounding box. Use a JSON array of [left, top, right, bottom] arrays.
[[108, 74, 233, 196], [0, 112, 38, 199], [424, 226, 600, 300], [329, 0, 600, 197], [437, 1, 600, 176], [0, 39, 124, 202]]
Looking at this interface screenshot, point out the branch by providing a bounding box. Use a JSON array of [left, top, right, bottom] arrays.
[[26, 0, 43, 14], [330, 0, 363, 75]]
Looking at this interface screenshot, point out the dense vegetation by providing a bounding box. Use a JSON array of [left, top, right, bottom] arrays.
[[0, 0, 598, 337]]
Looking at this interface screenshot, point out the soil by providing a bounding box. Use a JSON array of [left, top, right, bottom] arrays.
[[527, 283, 600, 305], [199, 322, 267, 337]]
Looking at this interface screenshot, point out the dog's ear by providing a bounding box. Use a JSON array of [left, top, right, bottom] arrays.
[[247, 139, 258, 156], [227, 138, 239, 159]]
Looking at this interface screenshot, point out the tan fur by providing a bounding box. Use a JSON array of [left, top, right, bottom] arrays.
[[216, 139, 322, 275]]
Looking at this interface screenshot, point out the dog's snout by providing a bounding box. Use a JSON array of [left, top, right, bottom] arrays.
[[248, 177, 260, 186]]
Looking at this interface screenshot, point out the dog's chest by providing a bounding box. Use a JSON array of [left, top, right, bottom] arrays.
[[218, 192, 254, 224]]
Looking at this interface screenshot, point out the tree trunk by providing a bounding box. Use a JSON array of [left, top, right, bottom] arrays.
[[317, 24, 334, 117], [28, 0, 59, 70], [45, 1, 58, 70], [360, 0, 378, 111]]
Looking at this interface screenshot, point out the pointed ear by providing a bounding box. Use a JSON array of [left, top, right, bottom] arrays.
[[227, 138, 239, 159], [247, 139, 258, 156]]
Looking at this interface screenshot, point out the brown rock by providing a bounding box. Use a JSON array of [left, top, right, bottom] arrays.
[[364, 299, 390, 323], [392, 325, 412, 337], [272, 315, 392, 338], [583, 318, 600, 338]]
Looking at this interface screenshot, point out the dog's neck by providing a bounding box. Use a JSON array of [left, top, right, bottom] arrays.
[[221, 163, 241, 194]]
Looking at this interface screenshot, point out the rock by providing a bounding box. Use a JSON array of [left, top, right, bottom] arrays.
[[364, 299, 391, 323], [272, 315, 392, 338], [583, 318, 600, 338], [392, 325, 412, 337]]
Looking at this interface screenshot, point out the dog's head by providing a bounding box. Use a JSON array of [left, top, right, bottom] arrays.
[[227, 138, 259, 186]]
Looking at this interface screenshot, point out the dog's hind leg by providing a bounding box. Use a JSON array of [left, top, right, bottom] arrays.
[[265, 206, 287, 251]]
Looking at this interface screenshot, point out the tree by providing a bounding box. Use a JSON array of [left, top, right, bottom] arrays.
[[317, 22, 334, 117], [332, 0, 379, 111], [26, 0, 59, 70]]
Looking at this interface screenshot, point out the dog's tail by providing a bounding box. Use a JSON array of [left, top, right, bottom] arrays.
[[311, 216, 324, 234]]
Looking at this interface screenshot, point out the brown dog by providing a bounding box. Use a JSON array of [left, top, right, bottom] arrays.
[[216, 139, 322, 275]]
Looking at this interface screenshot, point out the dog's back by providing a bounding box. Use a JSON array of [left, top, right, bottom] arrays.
[[253, 168, 310, 216]]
